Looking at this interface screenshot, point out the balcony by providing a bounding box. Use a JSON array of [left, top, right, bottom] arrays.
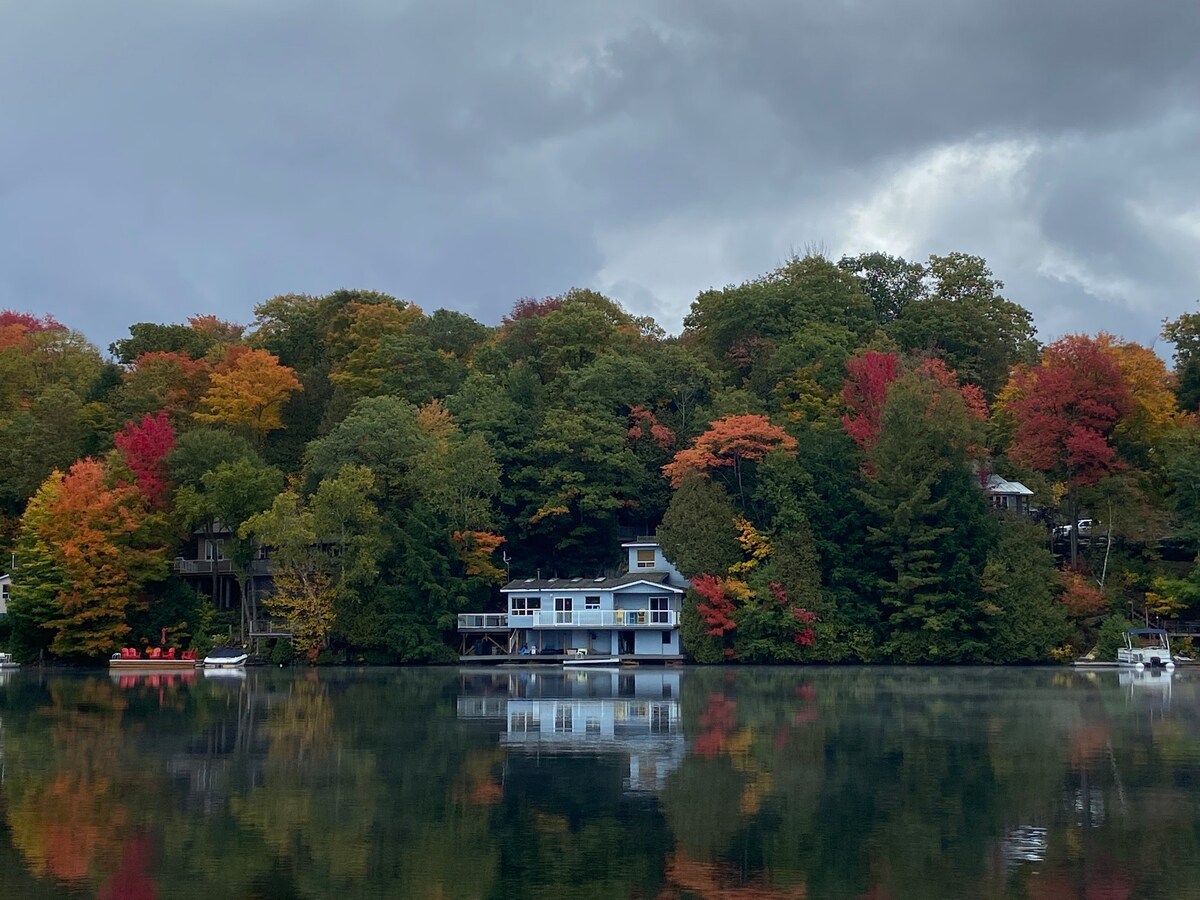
[[458, 613, 510, 631], [512, 609, 676, 628], [173, 558, 233, 575], [458, 609, 677, 631], [249, 619, 293, 638]]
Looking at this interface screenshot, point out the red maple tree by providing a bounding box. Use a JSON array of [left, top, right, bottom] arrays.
[[1005, 335, 1132, 485], [840, 350, 900, 450], [114, 411, 176, 508], [1004, 335, 1133, 563]]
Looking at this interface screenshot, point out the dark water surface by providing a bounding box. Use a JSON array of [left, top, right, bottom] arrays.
[[0, 665, 1197, 899]]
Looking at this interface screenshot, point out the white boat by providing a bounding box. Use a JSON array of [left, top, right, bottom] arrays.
[[562, 656, 620, 667], [1117, 628, 1175, 670], [0, 652, 19, 670], [202, 647, 249, 669]]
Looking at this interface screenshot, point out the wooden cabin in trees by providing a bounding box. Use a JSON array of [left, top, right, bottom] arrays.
[[172, 523, 289, 642], [458, 538, 687, 662], [983, 474, 1034, 513]]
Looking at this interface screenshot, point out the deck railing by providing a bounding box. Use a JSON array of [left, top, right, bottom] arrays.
[[458, 613, 510, 630], [173, 558, 233, 574], [459, 609, 677, 630], [249, 619, 293, 637]]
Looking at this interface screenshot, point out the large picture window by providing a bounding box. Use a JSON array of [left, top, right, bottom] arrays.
[[636, 549, 655, 568], [511, 597, 541, 616]]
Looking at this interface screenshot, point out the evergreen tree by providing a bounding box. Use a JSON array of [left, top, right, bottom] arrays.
[[856, 373, 995, 661], [657, 471, 742, 580]]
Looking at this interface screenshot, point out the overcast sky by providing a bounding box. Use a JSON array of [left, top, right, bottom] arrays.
[[2, 0, 1198, 354]]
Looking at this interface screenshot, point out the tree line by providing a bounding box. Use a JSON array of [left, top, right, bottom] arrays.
[[3, 250, 1200, 663]]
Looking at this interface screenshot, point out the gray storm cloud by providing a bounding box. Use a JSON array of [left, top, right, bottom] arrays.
[[1, 0, 1196, 351]]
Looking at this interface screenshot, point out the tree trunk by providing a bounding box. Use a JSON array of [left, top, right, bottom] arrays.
[[1068, 493, 1078, 568]]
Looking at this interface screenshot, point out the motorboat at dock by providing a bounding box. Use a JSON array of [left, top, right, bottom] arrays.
[[202, 647, 249, 669]]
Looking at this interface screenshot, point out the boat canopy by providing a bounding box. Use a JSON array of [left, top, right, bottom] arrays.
[[206, 647, 247, 659]]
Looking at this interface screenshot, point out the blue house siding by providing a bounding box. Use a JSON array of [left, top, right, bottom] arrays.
[[460, 538, 687, 660]]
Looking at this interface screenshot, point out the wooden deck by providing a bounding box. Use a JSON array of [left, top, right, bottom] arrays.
[[457, 653, 685, 666]]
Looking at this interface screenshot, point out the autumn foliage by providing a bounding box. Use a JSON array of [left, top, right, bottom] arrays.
[[627, 405, 676, 451], [1058, 570, 1109, 620], [691, 574, 739, 636], [24, 459, 168, 657], [193, 347, 302, 438], [1003, 335, 1133, 488], [114, 411, 176, 508], [663, 414, 798, 488], [452, 530, 507, 582], [0, 310, 66, 349], [841, 350, 900, 450]]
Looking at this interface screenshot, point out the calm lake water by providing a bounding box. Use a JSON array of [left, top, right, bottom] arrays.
[[0, 665, 1197, 899]]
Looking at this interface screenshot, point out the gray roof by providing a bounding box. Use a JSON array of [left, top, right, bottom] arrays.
[[502, 572, 682, 593], [984, 474, 1033, 496]]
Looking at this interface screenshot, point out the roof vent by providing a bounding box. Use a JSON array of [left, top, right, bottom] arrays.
[[524, 578, 534, 583], [572, 577, 581, 582], [594, 576, 605, 582]]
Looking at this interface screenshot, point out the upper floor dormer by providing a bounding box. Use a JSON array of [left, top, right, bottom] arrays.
[[621, 538, 684, 585]]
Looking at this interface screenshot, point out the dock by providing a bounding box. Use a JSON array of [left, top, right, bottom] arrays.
[[458, 653, 685, 667]]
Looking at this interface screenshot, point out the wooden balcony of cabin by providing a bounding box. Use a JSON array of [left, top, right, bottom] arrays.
[[173, 557, 234, 575]]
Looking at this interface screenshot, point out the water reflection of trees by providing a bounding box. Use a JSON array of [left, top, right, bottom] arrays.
[[660, 667, 1200, 899], [0, 667, 1199, 897]]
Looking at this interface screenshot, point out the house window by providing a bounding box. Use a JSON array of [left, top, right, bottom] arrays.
[[650, 596, 671, 624], [511, 711, 539, 733], [204, 540, 225, 561], [511, 597, 541, 616], [585, 596, 600, 610], [636, 549, 655, 569], [662, 630, 671, 645], [0, 583, 8, 607]]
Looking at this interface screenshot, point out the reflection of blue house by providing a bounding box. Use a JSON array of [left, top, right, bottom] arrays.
[[457, 669, 684, 794], [458, 538, 687, 661]]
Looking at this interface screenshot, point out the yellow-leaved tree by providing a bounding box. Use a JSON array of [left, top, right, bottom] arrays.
[[193, 347, 301, 439]]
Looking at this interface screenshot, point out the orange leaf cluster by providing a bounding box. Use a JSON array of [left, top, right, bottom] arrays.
[[1058, 570, 1108, 620], [33, 459, 167, 656], [627, 405, 676, 451], [663, 415, 798, 487], [452, 530, 506, 582]]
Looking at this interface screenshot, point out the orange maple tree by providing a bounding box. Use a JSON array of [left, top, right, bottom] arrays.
[[662, 414, 798, 497], [193, 347, 302, 438], [452, 530, 506, 582], [30, 459, 168, 657]]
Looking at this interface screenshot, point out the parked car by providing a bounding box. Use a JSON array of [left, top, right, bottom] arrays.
[[1054, 518, 1095, 538]]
